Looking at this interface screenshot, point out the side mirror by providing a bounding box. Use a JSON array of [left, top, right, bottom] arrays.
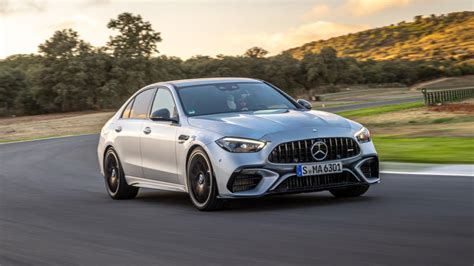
[[297, 99, 312, 110], [150, 108, 178, 123]]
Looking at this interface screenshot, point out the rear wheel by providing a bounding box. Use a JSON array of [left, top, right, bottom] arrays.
[[329, 185, 369, 198], [187, 147, 223, 211], [104, 148, 139, 199]]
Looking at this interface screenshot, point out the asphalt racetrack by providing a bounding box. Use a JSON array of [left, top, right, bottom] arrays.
[[1, 135, 472, 265]]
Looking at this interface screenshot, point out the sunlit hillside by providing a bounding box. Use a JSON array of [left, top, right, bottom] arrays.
[[285, 12, 474, 62]]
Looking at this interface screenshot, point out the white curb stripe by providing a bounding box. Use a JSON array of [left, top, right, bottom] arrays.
[[0, 133, 97, 145], [381, 171, 473, 177]]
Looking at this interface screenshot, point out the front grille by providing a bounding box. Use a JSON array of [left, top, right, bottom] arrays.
[[268, 138, 360, 163], [273, 171, 360, 193], [229, 174, 262, 192]]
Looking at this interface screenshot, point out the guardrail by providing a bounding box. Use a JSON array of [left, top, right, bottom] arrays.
[[421, 87, 474, 105]]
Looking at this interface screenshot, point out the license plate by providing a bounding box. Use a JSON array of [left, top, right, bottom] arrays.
[[297, 161, 343, 177]]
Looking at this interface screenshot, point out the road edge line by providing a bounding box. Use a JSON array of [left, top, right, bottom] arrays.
[[0, 133, 98, 145], [381, 170, 473, 177]]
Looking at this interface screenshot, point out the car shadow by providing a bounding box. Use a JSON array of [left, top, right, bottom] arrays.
[[225, 194, 375, 212], [135, 189, 376, 212]]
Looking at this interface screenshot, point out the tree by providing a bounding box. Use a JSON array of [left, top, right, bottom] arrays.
[[0, 68, 27, 115], [414, 15, 423, 23], [36, 29, 111, 112], [107, 12, 162, 58], [263, 54, 301, 91], [244, 47, 269, 58], [38, 29, 91, 59], [319, 47, 338, 84]]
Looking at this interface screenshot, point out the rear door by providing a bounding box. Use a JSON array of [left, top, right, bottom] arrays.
[[140, 87, 179, 184], [113, 88, 156, 178]]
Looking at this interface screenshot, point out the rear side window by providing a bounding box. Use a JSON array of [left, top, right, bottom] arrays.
[[130, 89, 156, 119], [121, 99, 134, 119]]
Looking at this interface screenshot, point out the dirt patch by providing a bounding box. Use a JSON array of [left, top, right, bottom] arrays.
[[429, 102, 474, 114], [0, 110, 112, 125], [370, 122, 474, 137], [0, 111, 114, 142], [320, 87, 419, 102], [412, 75, 474, 90], [353, 107, 460, 125]]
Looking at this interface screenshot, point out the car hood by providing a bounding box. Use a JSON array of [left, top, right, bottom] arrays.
[[187, 109, 355, 139]]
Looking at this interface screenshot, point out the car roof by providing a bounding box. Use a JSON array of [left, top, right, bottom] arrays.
[[152, 77, 262, 88]]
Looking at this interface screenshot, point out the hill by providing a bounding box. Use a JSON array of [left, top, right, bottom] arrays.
[[285, 12, 474, 62]]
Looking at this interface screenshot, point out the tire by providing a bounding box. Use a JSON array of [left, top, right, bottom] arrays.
[[186, 147, 223, 211], [329, 185, 369, 198], [103, 148, 139, 199]]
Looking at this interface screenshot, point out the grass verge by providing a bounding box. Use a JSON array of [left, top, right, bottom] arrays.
[[337, 102, 424, 118], [373, 136, 474, 164]]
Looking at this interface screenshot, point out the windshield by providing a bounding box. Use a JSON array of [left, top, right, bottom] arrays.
[[177, 82, 298, 117]]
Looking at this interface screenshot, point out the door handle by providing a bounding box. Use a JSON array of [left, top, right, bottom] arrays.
[[115, 126, 122, 133], [143, 127, 152, 134], [178, 135, 189, 144]]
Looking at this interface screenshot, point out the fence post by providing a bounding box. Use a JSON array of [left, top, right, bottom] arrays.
[[421, 88, 427, 105]]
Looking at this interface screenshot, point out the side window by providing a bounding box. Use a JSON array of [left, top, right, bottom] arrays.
[[150, 88, 177, 120], [121, 99, 134, 119], [130, 89, 156, 119]]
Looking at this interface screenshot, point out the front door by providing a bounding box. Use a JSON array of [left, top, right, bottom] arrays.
[[140, 87, 179, 184]]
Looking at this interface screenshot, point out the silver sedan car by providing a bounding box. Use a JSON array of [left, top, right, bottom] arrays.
[[98, 78, 379, 211]]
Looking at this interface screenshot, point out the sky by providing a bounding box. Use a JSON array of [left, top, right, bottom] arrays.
[[0, 0, 472, 59]]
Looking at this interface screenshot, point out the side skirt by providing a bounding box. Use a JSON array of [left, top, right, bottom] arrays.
[[126, 176, 187, 193]]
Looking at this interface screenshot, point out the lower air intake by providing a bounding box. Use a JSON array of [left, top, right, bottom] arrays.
[[229, 174, 262, 192], [359, 158, 379, 179], [273, 171, 360, 193]]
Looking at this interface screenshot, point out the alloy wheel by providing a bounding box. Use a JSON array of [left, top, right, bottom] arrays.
[[105, 152, 120, 194], [189, 154, 212, 204]]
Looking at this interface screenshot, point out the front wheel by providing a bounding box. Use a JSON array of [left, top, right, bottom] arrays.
[[104, 148, 139, 199], [329, 185, 369, 198], [187, 147, 223, 211]]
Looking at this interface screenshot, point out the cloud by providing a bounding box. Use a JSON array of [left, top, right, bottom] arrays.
[[301, 4, 330, 21], [343, 0, 413, 16], [52, 14, 98, 30], [0, 0, 45, 16], [235, 21, 369, 55], [38, 14, 98, 34], [302, 0, 415, 19]]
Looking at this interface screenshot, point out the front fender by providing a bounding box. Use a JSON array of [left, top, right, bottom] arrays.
[[175, 126, 223, 191]]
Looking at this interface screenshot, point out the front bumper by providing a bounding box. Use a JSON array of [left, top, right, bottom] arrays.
[[220, 156, 379, 198], [205, 129, 380, 198]]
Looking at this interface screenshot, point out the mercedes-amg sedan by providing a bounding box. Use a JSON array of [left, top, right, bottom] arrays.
[[97, 78, 379, 211]]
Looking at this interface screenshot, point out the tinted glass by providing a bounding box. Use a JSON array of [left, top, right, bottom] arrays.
[[150, 88, 177, 119], [177, 82, 297, 116], [129, 89, 155, 119], [121, 99, 134, 119]]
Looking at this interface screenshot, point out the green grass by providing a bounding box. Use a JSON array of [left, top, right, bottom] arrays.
[[373, 136, 474, 164], [336, 102, 424, 118], [431, 116, 474, 124]]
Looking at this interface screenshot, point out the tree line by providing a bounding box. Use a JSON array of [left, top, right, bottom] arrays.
[[1, 12, 473, 116]]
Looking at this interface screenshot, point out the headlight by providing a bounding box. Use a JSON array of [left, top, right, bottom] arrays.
[[354, 127, 371, 143], [216, 137, 266, 153]]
